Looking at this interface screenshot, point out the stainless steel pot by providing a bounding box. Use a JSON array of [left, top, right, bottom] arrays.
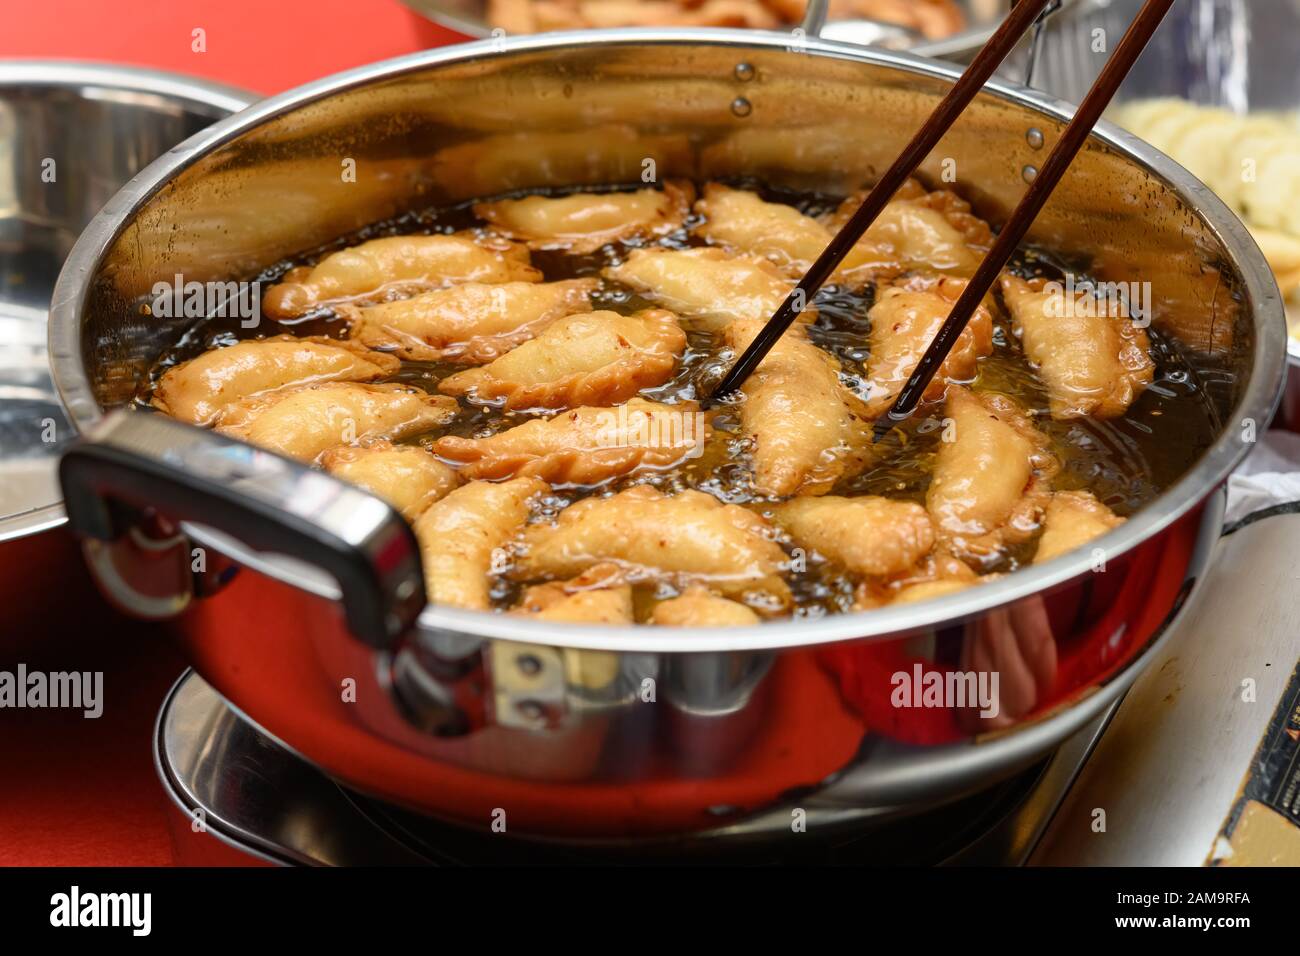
[[0, 62, 251, 653], [48, 31, 1284, 843]]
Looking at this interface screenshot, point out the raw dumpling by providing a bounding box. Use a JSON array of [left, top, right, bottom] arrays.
[[153, 335, 399, 426], [215, 381, 458, 463], [321, 441, 459, 521], [262, 233, 540, 317], [999, 274, 1153, 420], [603, 246, 810, 331], [434, 398, 709, 485], [474, 181, 693, 253], [863, 275, 994, 417], [412, 477, 548, 610], [723, 319, 873, 497], [345, 278, 598, 363], [515, 485, 791, 610], [926, 386, 1057, 563], [771, 496, 934, 578], [439, 309, 686, 411]]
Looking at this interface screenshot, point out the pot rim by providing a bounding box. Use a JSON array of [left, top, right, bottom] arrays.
[[48, 29, 1286, 652], [0, 59, 254, 115]]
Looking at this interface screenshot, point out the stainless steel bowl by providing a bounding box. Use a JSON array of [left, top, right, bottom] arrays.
[[404, 0, 1020, 55], [49, 32, 1284, 843], [0, 62, 251, 649]]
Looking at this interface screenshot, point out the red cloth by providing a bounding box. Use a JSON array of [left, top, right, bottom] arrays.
[[0, 0, 461, 96], [0, 0, 457, 866]]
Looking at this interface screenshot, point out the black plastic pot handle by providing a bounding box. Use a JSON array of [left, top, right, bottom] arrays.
[[59, 409, 426, 649]]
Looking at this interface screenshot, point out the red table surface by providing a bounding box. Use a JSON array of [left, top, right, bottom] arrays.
[[0, 0, 461, 868]]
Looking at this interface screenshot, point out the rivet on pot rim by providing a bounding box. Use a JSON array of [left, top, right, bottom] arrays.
[[516, 654, 543, 676], [1026, 127, 1045, 149], [516, 700, 545, 721], [731, 96, 753, 118], [734, 62, 756, 82], [1022, 164, 1039, 184]]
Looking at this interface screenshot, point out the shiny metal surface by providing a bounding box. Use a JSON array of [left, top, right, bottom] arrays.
[[156, 670, 429, 866], [50, 32, 1285, 840], [1032, 513, 1300, 866], [0, 61, 251, 545], [155, 667, 1116, 862]]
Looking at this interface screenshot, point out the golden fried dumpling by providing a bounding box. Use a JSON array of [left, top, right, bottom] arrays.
[[321, 441, 459, 521], [863, 275, 994, 417], [474, 181, 693, 253], [825, 179, 992, 278], [412, 477, 548, 610], [723, 319, 873, 498], [999, 274, 1154, 420], [153, 335, 399, 426], [215, 382, 458, 463], [514, 565, 635, 624], [693, 183, 875, 283], [515, 486, 791, 610], [604, 246, 811, 331], [926, 386, 1057, 562], [1033, 491, 1124, 564], [262, 233, 540, 317], [651, 587, 761, 627], [771, 496, 934, 578], [854, 550, 980, 609], [439, 309, 686, 411], [346, 279, 598, 363], [435, 398, 709, 485]]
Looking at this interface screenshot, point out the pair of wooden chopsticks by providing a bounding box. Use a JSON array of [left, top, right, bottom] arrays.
[[704, 0, 1176, 444]]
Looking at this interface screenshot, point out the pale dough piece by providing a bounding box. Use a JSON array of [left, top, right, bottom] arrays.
[[651, 587, 761, 627], [604, 246, 813, 331], [926, 386, 1057, 562], [346, 279, 598, 363], [474, 181, 693, 253], [771, 495, 934, 578], [1033, 491, 1124, 564], [413, 477, 548, 610], [723, 319, 873, 497], [153, 335, 399, 426], [262, 233, 540, 317], [439, 309, 686, 411], [321, 440, 459, 521], [435, 398, 709, 485], [515, 485, 791, 610], [215, 382, 458, 463], [863, 275, 994, 417], [999, 274, 1153, 420]]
